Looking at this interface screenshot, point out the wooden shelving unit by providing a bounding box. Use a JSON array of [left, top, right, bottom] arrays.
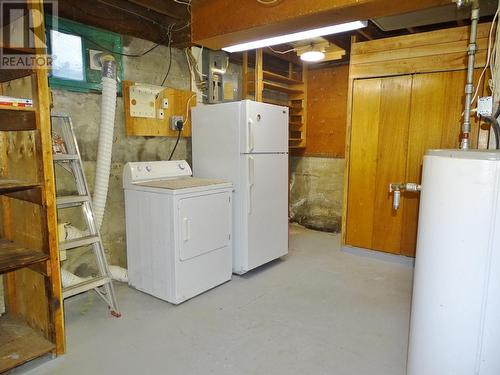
[[243, 49, 307, 149], [0, 1, 65, 372]]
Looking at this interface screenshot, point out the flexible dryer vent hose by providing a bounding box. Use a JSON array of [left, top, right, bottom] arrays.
[[93, 54, 117, 230]]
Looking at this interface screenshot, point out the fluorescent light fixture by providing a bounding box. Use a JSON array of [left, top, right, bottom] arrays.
[[222, 20, 367, 53], [300, 50, 325, 62]]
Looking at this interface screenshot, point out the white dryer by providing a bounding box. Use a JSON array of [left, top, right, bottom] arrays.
[[123, 160, 233, 304]]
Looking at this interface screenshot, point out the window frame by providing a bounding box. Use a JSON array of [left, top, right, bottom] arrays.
[[45, 16, 124, 93]]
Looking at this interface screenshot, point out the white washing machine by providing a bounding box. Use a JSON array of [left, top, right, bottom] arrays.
[[123, 160, 233, 304]]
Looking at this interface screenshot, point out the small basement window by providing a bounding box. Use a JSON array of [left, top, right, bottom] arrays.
[[46, 17, 123, 93]]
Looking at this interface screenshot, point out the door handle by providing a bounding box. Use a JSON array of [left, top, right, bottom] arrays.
[[389, 182, 421, 211], [248, 119, 255, 152], [248, 156, 254, 214], [183, 218, 191, 242]]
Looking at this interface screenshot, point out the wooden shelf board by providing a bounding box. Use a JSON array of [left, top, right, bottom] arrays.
[[263, 81, 303, 94], [289, 138, 304, 142], [0, 69, 33, 83], [263, 70, 303, 85], [0, 109, 36, 131], [0, 239, 48, 274], [262, 98, 289, 107], [0, 315, 55, 373], [0, 179, 40, 195]]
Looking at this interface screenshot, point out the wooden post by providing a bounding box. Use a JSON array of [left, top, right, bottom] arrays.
[[255, 48, 263, 102], [28, 0, 65, 355], [242, 51, 248, 99]]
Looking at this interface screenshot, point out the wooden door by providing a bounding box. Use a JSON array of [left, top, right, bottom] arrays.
[[346, 75, 412, 254], [400, 70, 481, 255], [346, 70, 482, 256]]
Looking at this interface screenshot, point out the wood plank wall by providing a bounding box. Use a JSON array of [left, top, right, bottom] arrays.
[[292, 64, 349, 157], [350, 22, 491, 79]]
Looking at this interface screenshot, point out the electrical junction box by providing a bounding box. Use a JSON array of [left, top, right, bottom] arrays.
[[129, 83, 164, 118], [202, 49, 239, 104], [477, 96, 493, 117]]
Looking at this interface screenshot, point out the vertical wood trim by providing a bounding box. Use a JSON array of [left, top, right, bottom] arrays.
[[301, 63, 307, 145], [341, 36, 357, 246], [242, 51, 248, 99], [28, 0, 65, 355], [255, 48, 263, 102]]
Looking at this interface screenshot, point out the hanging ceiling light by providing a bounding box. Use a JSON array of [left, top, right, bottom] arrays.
[[300, 50, 325, 62], [222, 20, 367, 53]]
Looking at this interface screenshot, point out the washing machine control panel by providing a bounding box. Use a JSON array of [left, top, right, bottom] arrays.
[[123, 160, 192, 187]]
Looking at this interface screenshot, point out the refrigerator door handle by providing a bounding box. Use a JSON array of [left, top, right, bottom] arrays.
[[248, 118, 255, 152], [248, 156, 255, 214]]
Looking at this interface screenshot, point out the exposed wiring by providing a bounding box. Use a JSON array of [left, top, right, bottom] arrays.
[[167, 94, 197, 160], [268, 46, 296, 54], [483, 114, 500, 149], [168, 129, 182, 160], [160, 24, 176, 86], [184, 93, 197, 126], [95, 0, 169, 31], [55, 24, 169, 58]]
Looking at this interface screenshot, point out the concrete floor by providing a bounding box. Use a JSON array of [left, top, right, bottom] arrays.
[[22, 225, 413, 375]]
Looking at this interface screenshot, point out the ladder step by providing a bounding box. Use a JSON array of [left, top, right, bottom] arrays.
[[59, 235, 99, 250], [62, 276, 111, 299], [57, 195, 90, 207], [53, 153, 79, 161]]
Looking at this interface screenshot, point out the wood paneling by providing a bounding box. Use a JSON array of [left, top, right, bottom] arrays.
[[343, 24, 493, 255], [191, 0, 449, 49], [345, 70, 486, 256], [350, 23, 491, 78], [346, 78, 381, 248], [346, 76, 412, 253], [293, 64, 349, 157], [371, 76, 412, 253], [400, 70, 484, 256]]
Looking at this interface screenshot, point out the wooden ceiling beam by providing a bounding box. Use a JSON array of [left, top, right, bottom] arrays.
[[127, 0, 188, 21], [191, 0, 450, 50], [53, 0, 191, 47]]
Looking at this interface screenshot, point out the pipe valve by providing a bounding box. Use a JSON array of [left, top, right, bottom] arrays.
[[389, 182, 422, 211]]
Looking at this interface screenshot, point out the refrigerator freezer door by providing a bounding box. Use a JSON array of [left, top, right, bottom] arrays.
[[241, 101, 289, 154], [235, 153, 288, 273]]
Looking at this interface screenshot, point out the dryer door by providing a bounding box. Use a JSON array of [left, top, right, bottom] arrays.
[[178, 192, 231, 261]]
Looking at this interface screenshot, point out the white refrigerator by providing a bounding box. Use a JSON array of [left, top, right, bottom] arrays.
[[192, 100, 289, 274]]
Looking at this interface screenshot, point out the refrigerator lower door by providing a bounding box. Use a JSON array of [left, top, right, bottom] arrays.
[[235, 153, 288, 274]]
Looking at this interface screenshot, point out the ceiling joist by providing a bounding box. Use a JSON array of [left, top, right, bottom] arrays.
[[50, 0, 191, 48]]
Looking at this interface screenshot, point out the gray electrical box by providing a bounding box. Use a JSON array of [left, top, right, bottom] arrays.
[[202, 49, 239, 104]]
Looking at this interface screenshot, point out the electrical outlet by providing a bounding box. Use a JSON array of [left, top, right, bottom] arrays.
[[170, 115, 184, 131], [157, 109, 165, 120]]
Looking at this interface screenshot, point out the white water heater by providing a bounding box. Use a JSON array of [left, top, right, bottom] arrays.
[[407, 149, 500, 375]]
